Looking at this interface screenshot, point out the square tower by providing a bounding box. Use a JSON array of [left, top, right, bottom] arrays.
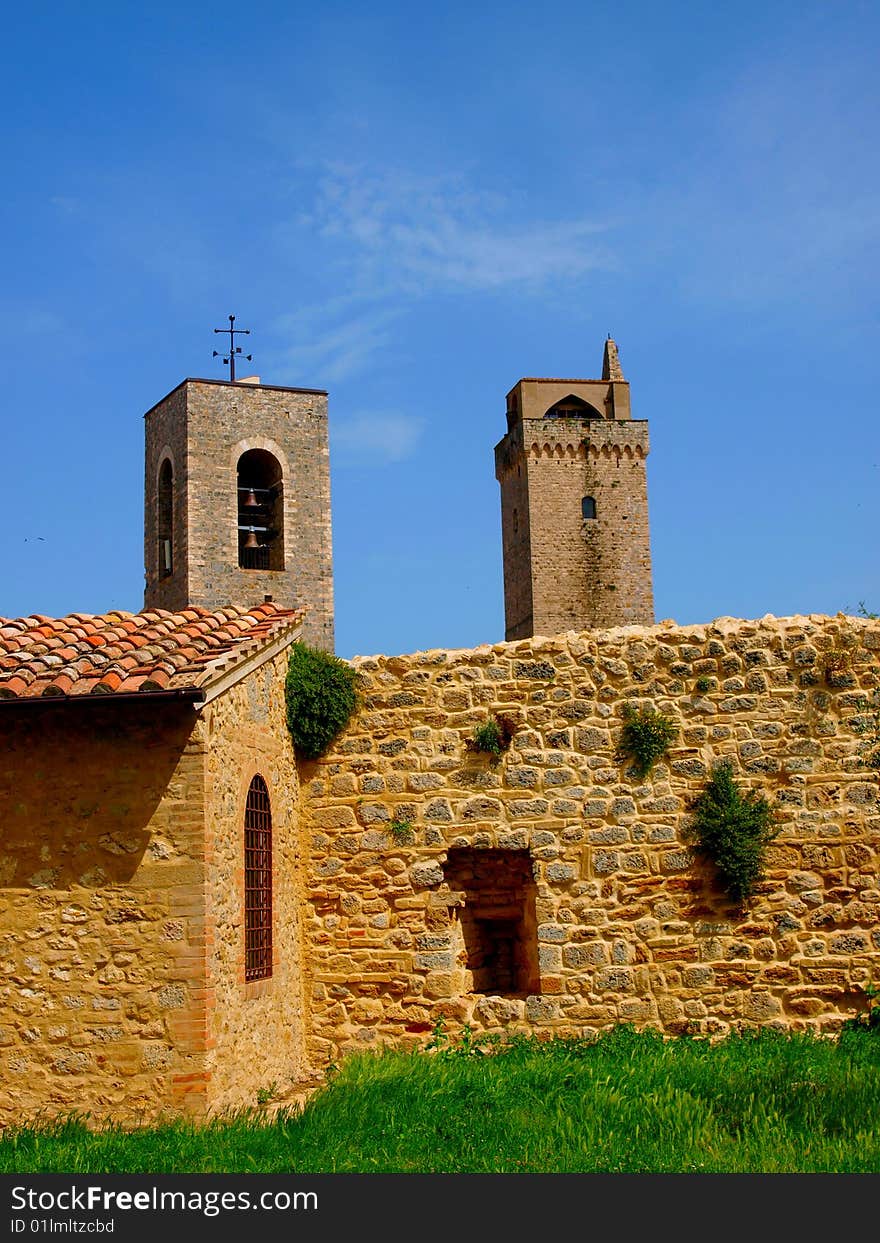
[[494, 339, 653, 640], [144, 377, 334, 651]]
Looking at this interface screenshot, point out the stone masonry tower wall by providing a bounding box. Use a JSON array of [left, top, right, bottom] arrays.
[[495, 340, 653, 640], [144, 378, 334, 651]]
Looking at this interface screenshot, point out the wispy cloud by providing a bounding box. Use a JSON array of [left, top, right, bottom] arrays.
[[302, 163, 614, 295], [331, 411, 425, 464], [269, 303, 400, 385], [271, 162, 614, 381]]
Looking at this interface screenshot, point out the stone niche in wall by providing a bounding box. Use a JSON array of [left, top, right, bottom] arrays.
[[444, 848, 539, 997]]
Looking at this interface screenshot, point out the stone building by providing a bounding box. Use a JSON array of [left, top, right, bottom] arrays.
[[0, 602, 310, 1124], [495, 338, 654, 640], [144, 376, 334, 652]]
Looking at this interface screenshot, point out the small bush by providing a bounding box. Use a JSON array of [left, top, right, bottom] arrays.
[[687, 761, 777, 905], [468, 715, 517, 758], [616, 704, 678, 779], [389, 819, 415, 844], [822, 636, 857, 686], [256, 1082, 279, 1106], [284, 643, 358, 760]]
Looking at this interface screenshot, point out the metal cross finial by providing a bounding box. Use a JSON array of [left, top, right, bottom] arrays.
[[213, 314, 252, 382]]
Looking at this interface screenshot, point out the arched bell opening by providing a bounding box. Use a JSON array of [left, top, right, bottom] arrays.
[[237, 449, 284, 571]]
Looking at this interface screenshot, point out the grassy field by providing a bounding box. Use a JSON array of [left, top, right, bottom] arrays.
[[3, 1025, 880, 1173]]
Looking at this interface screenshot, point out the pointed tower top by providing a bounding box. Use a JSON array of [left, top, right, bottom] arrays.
[[602, 336, 624, 382]]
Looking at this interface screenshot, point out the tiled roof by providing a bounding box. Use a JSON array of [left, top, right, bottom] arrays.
[[0, 602, 305, 701]]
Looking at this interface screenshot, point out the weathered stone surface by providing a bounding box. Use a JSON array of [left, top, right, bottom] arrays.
[[301, 613, 880, 1062]]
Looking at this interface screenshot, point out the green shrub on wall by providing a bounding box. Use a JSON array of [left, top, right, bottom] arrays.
[[389, 818, 416, 844], [468, 715, 517, 758], [687, 761, 777, 905], [615, 704, 678, 779], [284, 643, 358, 760]]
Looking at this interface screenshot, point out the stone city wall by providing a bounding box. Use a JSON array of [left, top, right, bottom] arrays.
[[301, 613, 880, 1065]]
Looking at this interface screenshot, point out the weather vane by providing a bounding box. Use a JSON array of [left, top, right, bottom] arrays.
[[213, 314, 252, 382]]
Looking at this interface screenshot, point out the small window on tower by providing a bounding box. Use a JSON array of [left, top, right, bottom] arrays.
[[582, 496, 597, 520], [513, 507, 518, 534], [157, 458, 173, 578]]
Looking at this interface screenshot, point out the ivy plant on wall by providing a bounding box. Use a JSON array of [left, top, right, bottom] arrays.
[[284, 642, 358, 760], [687, 760, 777, 905]]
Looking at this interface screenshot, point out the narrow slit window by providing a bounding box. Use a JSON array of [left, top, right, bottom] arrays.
[[157, 459, 173, 577], [244, 775, 273, 982], [582, 496, 597, 520]]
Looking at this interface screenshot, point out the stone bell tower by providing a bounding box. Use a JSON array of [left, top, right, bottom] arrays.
[[143, 375, 334, 651], [494, 338, 653, 640]]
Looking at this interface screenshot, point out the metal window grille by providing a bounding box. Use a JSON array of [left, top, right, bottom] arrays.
[[244, 775, 273, 981]]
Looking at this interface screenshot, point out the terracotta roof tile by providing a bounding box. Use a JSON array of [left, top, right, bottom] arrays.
[[0, 602, 305, 702]]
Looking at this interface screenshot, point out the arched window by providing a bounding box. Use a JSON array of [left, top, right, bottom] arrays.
[[157, 458, 173, 577], [237, 449, 284, 571], [512, 507, 519, 534], [582, 496, 597, 520], [244, 775, 273, 982], [544, 394, 603, 420]]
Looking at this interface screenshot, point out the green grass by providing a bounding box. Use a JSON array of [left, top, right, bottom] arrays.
[[3, 1026, 880, 1173]]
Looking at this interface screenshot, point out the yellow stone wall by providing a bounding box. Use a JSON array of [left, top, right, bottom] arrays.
[[0, 701, 208, 1125], [301, 614, 880, 1064], [202, 648, 309, 1110]]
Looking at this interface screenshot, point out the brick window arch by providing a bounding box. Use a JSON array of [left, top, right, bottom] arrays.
[[244, 775, 273, 982], [582, 496, 597, 520]]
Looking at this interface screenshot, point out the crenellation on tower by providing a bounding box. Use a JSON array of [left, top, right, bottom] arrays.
[[495, 338, 654, 639], [144, 376, 334, 651]]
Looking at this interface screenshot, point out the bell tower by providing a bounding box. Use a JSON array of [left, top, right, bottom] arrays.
[[144, 375, 334, 651], [494, 338, 653, 640]]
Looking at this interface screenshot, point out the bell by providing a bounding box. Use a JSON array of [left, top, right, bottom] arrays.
[[244, 528, 259, 550], [243, 489, 259, 508]]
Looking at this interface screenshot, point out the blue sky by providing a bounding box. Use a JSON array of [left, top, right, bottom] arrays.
[[3, 1, 878, 659]]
